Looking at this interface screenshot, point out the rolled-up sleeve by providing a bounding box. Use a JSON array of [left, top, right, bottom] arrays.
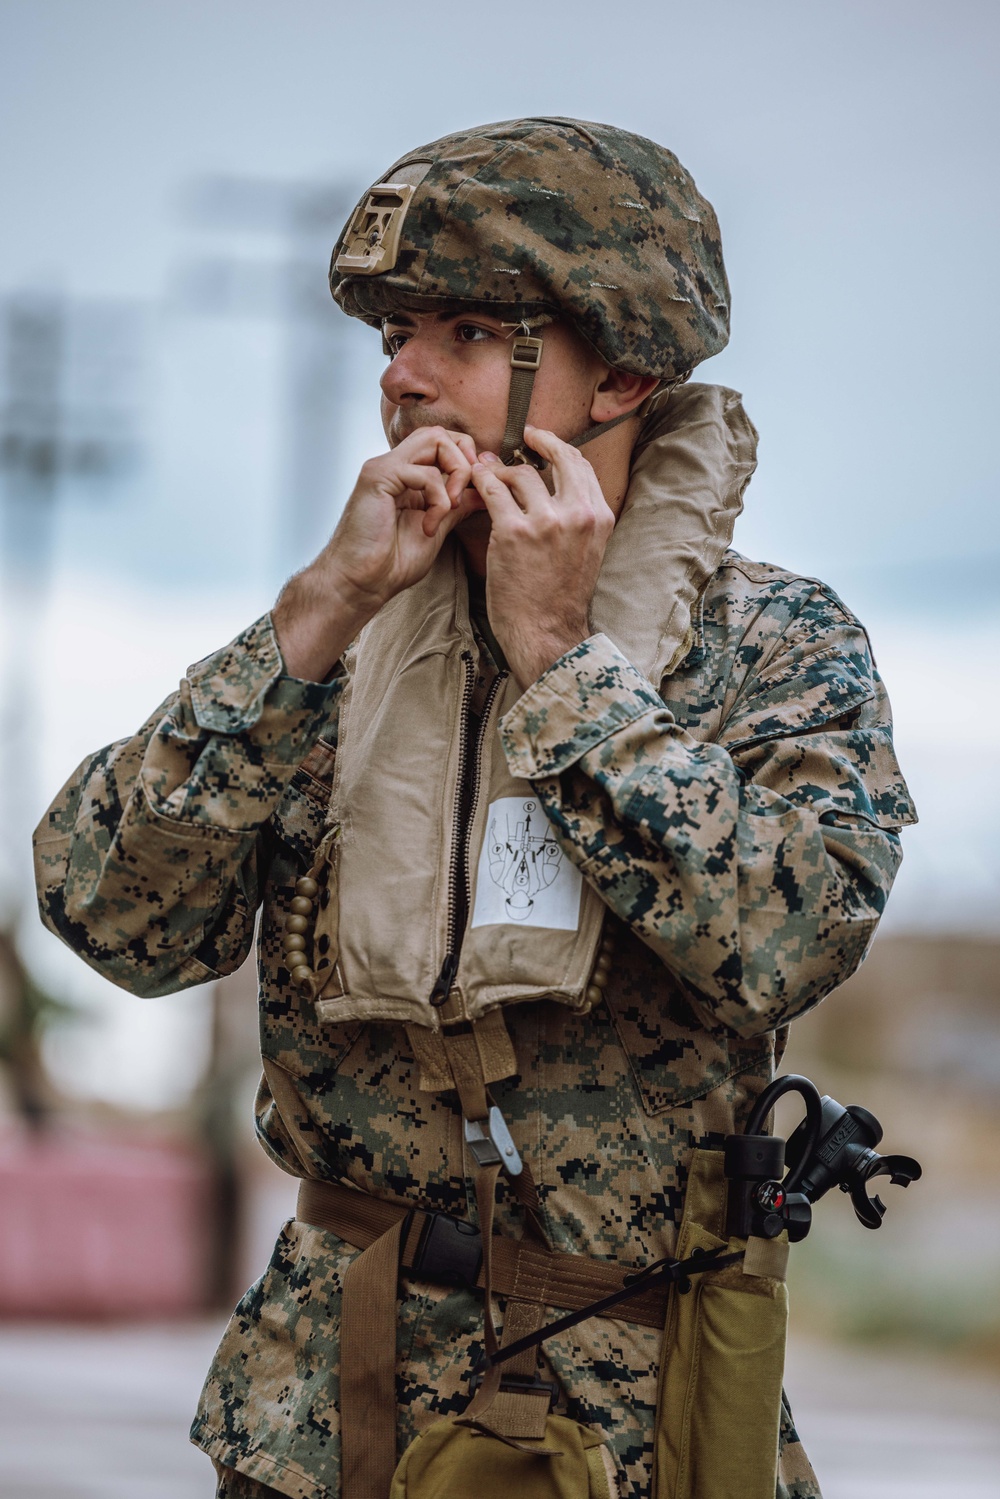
[[34, 614, 344, 997]]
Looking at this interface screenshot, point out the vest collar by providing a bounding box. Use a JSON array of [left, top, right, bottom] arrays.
[[590, 381, 757, 683]]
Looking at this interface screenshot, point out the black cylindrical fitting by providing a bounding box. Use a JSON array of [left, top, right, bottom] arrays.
[[724, 1133, 786, 1182]]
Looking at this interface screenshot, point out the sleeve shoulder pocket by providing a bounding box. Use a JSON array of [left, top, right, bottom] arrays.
[[720, 645, 874, 753]]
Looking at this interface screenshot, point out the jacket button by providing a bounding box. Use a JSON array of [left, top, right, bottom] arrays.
[[289, 896, 314, 917], [295, 877, 320, 900]]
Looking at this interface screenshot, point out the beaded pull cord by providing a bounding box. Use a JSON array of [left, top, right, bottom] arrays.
[[283, 876, 320, 994], [582, 922, 617, 1011], [282, 820, 340, 998]]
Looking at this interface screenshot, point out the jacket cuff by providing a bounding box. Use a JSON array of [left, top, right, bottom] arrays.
[[186, 613, 342, 741], [500, 633, 667, 779]]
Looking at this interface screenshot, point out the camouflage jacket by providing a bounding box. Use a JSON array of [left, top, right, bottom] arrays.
[[33, 541, 915, 1499]]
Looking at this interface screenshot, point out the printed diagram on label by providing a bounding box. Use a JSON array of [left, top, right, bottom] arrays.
[[471, 797, 582, 931], [490, 800, 559, 920]]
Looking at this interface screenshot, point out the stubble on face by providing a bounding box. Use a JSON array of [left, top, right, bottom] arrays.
[[383, 402, 476, 450]]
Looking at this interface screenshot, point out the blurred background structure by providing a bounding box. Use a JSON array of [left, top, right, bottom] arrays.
[[0, 1, 998, 1495]]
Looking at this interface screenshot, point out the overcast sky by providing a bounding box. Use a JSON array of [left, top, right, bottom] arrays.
[[2, 0, 998, 580], [1, 0, 997, 1106]]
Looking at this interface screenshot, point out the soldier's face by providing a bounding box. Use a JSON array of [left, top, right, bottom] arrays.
[[378, 310, 605, 457]]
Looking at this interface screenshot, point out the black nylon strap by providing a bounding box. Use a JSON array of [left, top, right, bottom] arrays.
[[566, 406, 645, 452]]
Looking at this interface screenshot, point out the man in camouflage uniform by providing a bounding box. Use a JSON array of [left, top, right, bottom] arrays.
[[33, 119, 916, 1499]]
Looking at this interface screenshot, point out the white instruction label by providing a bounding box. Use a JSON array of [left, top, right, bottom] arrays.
[[470, 797, 582, 931]]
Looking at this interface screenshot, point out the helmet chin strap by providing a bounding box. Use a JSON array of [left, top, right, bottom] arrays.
[[497, 332, 546, 466], [497, 329, 689, 468]]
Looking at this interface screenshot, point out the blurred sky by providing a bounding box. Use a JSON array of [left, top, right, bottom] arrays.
[[1, 0, 998, 1107]]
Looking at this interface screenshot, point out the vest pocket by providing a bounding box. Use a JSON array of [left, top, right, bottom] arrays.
[[603, 934, 765, 1115]]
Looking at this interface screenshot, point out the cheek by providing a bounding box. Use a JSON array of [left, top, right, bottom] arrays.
[[529, 371, 595, 439], [380, 393, 396, 439], [447, 356, 513, 451]]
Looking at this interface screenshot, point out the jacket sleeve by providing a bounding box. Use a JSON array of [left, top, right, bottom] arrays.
[[33, 614, 344, 998], [499, 586, 917, 1038]]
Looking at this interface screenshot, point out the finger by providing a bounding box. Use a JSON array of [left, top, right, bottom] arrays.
[[444, 429, 479, 469], [432, 488, 481, 538], [399, 426, 474, 504], [522, 425, 598, 502], [393, 465, 451, 534], [495, 458, 557, 513], [475, 450, 555, 512], [436, 431, 477, 504], [470, 461, 527, 523]]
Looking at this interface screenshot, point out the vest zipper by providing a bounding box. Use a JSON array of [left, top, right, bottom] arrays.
[[462, 666, 508, 910], [429, 652, 509, 1007]]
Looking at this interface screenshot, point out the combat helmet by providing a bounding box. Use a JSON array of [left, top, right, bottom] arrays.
[[330, 117, 730, 464]]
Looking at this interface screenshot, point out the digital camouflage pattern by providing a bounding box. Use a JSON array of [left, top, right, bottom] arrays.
[[331, 118, 730, 381], [33, 548, 915, 1499]]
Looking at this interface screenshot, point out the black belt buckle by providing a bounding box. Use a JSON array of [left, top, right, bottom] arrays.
[[411, 1211, 483, 1287], [469, 1370, 559, 1410]]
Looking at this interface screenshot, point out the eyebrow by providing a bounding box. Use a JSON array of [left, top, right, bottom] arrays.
[[382, 309, 502, 329]]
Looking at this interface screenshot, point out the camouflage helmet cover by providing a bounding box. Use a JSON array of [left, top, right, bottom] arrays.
[[330, 117, 730, 381]]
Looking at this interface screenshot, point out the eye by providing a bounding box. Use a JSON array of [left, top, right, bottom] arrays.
[[455, 323, 494, 344], [384, 329, 409, 356]]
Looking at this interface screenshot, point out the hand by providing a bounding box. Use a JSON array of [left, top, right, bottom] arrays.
[[274, 426, 478, 680], [470, 425, 615, 689]]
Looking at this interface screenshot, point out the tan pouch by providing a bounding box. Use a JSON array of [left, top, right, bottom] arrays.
[[654, 1149, 788, 1499], [390, 1413, 618, 1499]]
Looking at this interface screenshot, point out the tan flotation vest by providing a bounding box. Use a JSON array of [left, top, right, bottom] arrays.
[[307, 383, 757, 1042]]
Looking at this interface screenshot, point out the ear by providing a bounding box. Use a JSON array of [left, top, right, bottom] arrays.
[[589, 367, 661, 425]]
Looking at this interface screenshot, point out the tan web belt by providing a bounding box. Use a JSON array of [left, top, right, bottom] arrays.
[[296, 1176, 671, 1329]]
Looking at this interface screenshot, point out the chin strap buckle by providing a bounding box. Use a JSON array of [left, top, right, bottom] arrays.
[[510, 335, 543, 370]]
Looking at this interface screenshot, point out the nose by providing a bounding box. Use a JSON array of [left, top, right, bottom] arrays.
[[379, 334, 440, 408]]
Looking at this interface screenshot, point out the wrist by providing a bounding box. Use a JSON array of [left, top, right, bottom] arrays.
[[506, 624, 588, 690], [273, 566, 379, 681]]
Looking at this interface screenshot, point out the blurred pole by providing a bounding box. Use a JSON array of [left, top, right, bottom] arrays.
[[174, 174, 361, 573], [0, 298, 69, 1125], [0, 294, 143, 1119], [197, 959, 261, 1307], [0, 296, 63, 918], [0, 927, 52, 1128]]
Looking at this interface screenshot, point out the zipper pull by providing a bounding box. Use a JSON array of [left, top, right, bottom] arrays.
[[429, 951, 458, 1008]]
